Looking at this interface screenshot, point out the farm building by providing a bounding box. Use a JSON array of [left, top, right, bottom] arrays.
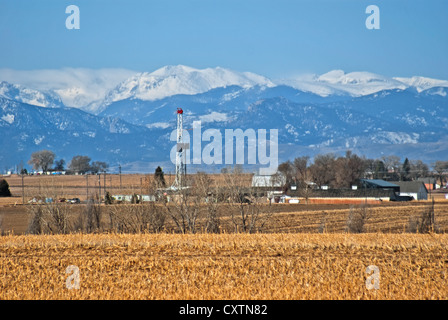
[[390, 181, 428, 200], [112, 194, 156, 203], [417, 177, 439, 190], [251, 174, 286, 188], [287, 188, 397, 204], [285, 179, 412, 204], [252, 174, 286, 200], [359, 179, 400, 192], [252, 174, 286, 198]]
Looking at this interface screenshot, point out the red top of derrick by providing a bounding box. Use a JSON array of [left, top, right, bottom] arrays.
[[177, 108, 183, 114]]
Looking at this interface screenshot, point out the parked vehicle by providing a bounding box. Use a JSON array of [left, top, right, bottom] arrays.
[[67, 198, 81, 204]]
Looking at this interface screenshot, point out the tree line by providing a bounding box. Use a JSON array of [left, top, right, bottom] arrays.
[[25, 150, 108, 175], [25, 167, 272, 235], [277, 151, 448, 189]]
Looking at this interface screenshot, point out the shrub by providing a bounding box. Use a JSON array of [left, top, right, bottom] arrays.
[[0, 179, 11, 197], [407, 199, 438, 233], [346, 204, 369, 233]]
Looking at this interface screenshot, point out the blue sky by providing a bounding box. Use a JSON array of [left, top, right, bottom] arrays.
[[0, 0, 447, 79]]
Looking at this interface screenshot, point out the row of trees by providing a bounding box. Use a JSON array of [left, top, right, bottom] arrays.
[[278, 151, 448, 189], [26, 150, 108, 175], [26, 167, 272, 235]]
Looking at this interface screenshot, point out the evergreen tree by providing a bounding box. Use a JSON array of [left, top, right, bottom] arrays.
[[0, 179, 12, 197], [154, 166, 166, 187], [104, 191, 113, 205], [54, 159, 65, 171], [373, 160, 386, 179], [401, 158, 411, 181]]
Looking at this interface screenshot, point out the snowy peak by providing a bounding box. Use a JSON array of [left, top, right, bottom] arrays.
[[0, 81, 62, 108], [319, 70, 408, 95], [283, 70, 448, 97], [393, 76, 448, 92], [102, 65, 275, 107], [2, 66, 448, 114], [318, 70, 398, 85], [0, 68, 137, 111]]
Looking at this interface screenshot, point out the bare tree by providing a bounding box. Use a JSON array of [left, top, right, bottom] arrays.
[[381, 155, 401, 180], [145, 202, 166, 233], [277, 160, 295, 186], [346, 204, 370, 233], [410, 160, 429, 180], [223, 170, 272, 233], [432, 161, 448, 187], [194, 172, 221, 233], [407, 199, 437, 233], [26, 178, 73, 234], [77, 199, 103, 233], [334, 151, 367, 188], [90, 161, 108, 174], [26, 202, 72, 234], [107, 203, 164, 233], [27, 205, 45, 234], [309, 153, 336, 188], [293, 156, 312, 202], [69, 155, 91, 174], [162, 175, 200, 234], [28, 150, 55, 173]]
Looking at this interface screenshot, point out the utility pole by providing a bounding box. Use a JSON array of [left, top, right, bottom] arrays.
[[86, 174, 89, 202], [140, 177, 143, 204], [98, 174, 101, 204], [21, 173, 25, 205], [119, 164, 122, 192], [104, 171, 106, 196]]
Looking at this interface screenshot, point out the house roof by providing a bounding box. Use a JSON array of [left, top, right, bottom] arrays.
[[360, 179, 400, 188], [390, 181, 428, 193], [417, 177, 437, 184], [252, 174, 286, 187], [288, 188, 396, 199]]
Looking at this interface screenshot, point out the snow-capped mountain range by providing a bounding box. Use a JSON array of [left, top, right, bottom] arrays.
[[0, 81, 63, 109], [100, 65, 275, 112], [1, 65, 447, 173], [2, 65, 448, 112]]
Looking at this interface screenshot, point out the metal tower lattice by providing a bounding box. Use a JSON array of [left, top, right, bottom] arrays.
[[173, 108, 188, 189]]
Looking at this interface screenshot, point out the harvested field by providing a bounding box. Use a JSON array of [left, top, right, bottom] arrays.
[[2, 200, 448, 235], [2, 174, 448, 301], [1, 233, 448, 299]]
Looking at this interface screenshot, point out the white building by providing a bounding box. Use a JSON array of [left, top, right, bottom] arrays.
[[392, 181, 428, 200], [251, 173, 286, 188]]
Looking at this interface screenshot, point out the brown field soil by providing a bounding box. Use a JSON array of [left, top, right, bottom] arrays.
[[1, 233, 448, 299], [2, 200, 448, 235], [2, 173, 254, 203]]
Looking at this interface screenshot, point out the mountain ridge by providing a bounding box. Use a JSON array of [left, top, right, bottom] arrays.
[[2, 66, 448, 113], [1, 66, 447, 173]]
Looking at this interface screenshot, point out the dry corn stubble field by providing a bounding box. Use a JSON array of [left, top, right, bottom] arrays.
[[2, 174, 448, 300], [1, 233, 448, 300]]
